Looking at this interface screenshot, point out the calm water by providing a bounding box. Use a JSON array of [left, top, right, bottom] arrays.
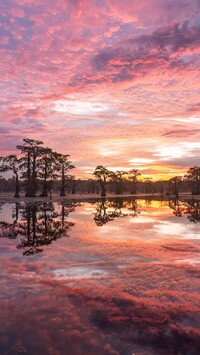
[[0, 198, 200, 355]]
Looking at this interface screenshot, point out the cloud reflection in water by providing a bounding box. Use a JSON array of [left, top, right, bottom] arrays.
[[0, 198, 200, 354]]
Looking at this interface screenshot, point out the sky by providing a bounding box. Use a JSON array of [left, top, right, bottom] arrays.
[[0, 0, 200, 179]]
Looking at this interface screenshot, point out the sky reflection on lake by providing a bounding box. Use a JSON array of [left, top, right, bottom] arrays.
[[0, 198, 200, 355]]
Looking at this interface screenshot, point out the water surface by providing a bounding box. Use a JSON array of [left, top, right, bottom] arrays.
[[0, 198, 200, 354]]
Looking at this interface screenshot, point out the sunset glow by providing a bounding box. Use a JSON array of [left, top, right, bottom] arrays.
[[0, 0, 200, 178]]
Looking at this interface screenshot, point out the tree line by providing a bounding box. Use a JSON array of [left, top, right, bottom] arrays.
[[0, 138, 200, 198], [93, 165, 200, 197]]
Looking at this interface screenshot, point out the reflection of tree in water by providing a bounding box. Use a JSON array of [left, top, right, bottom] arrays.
[[169, 199, 200, 222], [12, 201, 20, 224], [144, 199, 152, 207], [0, 201, 76, 255], [0, 202, 21, 239], [169, 199, 184, 217], [186, 200, 200, 223], [124, 199, 140, 217], [94, 198, 139, 226], [94, 199, 115, 226], [0, 220, 19, 239]]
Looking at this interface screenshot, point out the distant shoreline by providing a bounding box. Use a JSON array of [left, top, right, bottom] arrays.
[[0, 192, 199, 203]]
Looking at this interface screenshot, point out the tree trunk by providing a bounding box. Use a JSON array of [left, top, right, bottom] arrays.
[[32, 206, 37, 241], [41, 180, 48, 197], [25, 152, 32, 197], [100, 181, 106, 197], [14, 173, 20, 197], [44, 211, 47, 235], [31, 154, 37, 197], [61, 204, 65, 228], [14, 203, 19, 224], [41, 163, 48, 197], [27, 207, 31, 239], [175, 182, 179, 199], [60, 166, 66, 196]]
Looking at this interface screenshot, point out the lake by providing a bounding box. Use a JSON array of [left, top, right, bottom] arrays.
[[0, 197, 200, 355]]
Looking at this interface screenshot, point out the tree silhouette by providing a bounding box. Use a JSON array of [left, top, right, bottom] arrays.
[[87, 178, 96, 194], [17, 138, 44, 197], [94, 165, 110, 197], [143, 177, 153, 194], [185, 166, 200, 195], [38, 148, 58, 197], [169, 176, 182, 198], [54, 153, 75, 196], [70, 176, 76, 194], [110, 170, 126, 195], [159, 180, 164, 195], [0, 155, 23, 197], [128, 169, 141, 194]]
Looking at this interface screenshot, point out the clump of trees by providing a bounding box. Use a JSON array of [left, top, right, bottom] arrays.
[[93, 165, 141, 197], [0, 138, 75, 198], [169, 176, 182, 199], [129, 169, 141, 194], [0, 155, 23, 197], [93, 165, 200, 197], [185, 167, 200, 195]]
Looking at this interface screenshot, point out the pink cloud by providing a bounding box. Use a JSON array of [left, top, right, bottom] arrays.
[[0, 0, 199, 178], [107, 0, 200, 27], [9, 6, 25, 18], [0, 36, 9, 45]]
